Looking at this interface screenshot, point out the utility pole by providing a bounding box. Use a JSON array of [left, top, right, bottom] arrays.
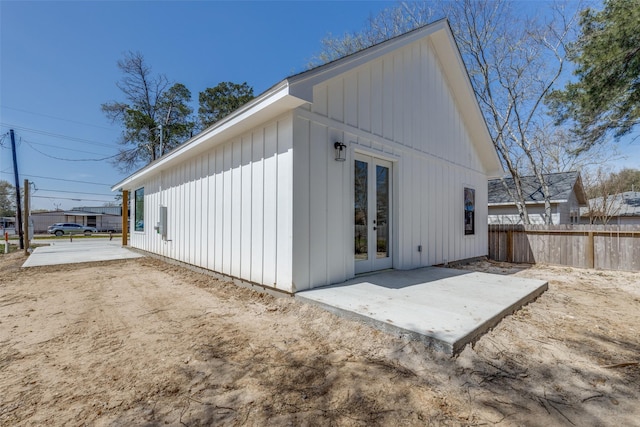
[[159, 124, 163, 157], [24, 179, 29, 254], [10, 130, 24, 249]]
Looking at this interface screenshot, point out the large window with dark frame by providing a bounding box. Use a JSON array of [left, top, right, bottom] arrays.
[[464, 187, 475, 236], [134, 187, 144, 232]]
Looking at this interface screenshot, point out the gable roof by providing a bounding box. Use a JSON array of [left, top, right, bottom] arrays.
[[488, 171, 587, 206], [582, 191, 640, 217], [113, 19, 501, 192]]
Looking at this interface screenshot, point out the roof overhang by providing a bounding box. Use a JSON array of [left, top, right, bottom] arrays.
[[572, 174, 588, 205], [63, 211, 104, 216], [112, 81, 307, 191], [430, 25, 503, 178], [287, 19, 502, 178]]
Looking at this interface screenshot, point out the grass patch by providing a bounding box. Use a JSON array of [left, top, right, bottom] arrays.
[[0, 243, 15, 254]]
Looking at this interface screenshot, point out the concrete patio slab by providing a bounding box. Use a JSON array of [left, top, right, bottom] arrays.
[[297, 267, 547, 355], [22, 238, 143, 267]]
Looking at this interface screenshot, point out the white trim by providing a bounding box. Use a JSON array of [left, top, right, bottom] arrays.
[[353, 153, 394, 274], [112, 84, 305, 191]]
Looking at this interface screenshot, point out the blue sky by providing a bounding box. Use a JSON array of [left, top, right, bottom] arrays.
[[1, 0, 397, 210], [1, 1, 639, 211]]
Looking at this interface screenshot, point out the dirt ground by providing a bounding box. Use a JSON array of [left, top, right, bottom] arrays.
[[1, 252, 638, 426]]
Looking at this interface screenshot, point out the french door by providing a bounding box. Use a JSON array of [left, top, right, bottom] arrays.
[[354, 154, 392, 274]]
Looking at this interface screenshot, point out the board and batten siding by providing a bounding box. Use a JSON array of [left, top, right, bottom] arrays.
[[292, 36, 490, 291], [130, 113, 294, 293]]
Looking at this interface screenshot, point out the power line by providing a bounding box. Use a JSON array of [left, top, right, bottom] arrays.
[[0, 171, 113, 186], [23, 138, 116, 157], [0, 123, 116, 148], [0, 105, 116, 131], [36, 188, 115, 197], [23, 139, 123, 162], [33, 195, 116, 202]]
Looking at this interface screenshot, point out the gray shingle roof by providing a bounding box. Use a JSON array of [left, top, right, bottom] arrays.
[[488, 171, 585, 205], [582, 191, 640, 217]]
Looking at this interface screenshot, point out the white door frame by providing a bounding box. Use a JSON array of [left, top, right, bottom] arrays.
[[354, 152, 393, 274]]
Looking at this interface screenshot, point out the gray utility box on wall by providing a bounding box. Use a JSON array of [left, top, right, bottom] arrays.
[[158, 206, 167, 240]]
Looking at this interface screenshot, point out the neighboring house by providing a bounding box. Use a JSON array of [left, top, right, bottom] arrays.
[[488, 171, 587, 225], [31, 207, 122, 233], [581, 191, 640, 225], [0, 216, 16, 234], [112, 20, 502, 294]]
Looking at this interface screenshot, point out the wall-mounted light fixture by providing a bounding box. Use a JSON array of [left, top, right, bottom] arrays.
[[334, 141, 347, 162]]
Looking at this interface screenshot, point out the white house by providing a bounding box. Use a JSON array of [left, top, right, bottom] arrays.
[[112, 20, 502, 294], [31, 207, 123, 233], [488, 172, 587, 225], [581, 191, 640, 225]]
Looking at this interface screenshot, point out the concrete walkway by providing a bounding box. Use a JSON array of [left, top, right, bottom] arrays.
[[22, 238, 143, 267], [297, 267, 547, 355]]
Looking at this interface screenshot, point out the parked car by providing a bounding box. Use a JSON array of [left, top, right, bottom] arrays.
[[47, 223, 98, 236]]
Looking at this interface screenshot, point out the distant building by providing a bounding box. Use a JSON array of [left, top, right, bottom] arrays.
[[1, 216, 16, 234], [31, 206, 122, 233], [488, 172, 587, 225], [581, 191, 640, 225], [71, 205, 122, 216]]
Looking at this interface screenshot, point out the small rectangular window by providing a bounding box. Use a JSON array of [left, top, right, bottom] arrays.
[[134, 187, 144, 232], [464, 187, 475, 236]]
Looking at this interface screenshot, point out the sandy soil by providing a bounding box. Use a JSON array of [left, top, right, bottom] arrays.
[[1, 252, 638, 426]]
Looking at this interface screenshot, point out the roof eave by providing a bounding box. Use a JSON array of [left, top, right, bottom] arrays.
[[288, 19, 503, 177], [572, 174, 588, 205], [430, 22, 502, 177], [112, 81, 306, 191]]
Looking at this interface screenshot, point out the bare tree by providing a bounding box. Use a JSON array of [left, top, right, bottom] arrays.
[[526, 123, 621, 174], [582, 167, 625, 224], [102, 51, 194, 172], [309, 2, 435, 67], [445, 0, 582, 224], [312, 0, 583, 225]]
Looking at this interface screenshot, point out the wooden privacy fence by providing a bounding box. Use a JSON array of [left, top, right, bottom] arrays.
[[488, 224, 640, 271]]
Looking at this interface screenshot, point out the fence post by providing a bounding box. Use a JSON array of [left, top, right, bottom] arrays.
[[507, 229, 513, 263], [587, 231, 594, 269]]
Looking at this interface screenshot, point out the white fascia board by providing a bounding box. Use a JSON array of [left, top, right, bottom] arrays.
[[112, 81, 306, 191], [429, 26, 503, 178]]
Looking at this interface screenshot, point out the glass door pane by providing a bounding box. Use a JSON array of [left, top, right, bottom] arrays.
[[376, 164, 389, 258], [354, 160, 368, 260]]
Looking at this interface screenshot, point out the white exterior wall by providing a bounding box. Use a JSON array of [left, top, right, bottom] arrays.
[[559, 191, 581, 224], [130, 113, 294, 292], [292, 37, 490, 291], [488, 204, 561, 225]]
